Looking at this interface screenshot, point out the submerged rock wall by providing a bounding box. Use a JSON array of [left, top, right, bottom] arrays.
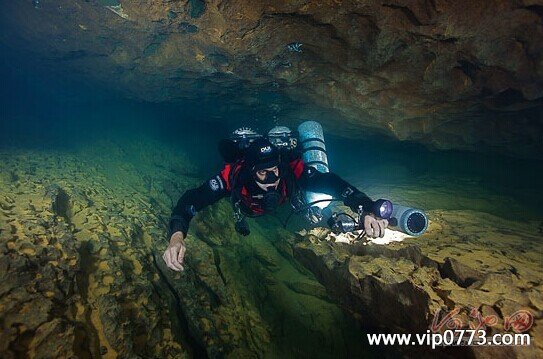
[[0, 137, 368, 358], [1, 0, 542, 156], [293, 209, 543, 358], [0, 141, 195, 358]]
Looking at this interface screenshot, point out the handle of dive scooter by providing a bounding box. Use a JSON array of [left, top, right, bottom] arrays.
[[328, 204, 391, 234], [327, 212, 364, 234]]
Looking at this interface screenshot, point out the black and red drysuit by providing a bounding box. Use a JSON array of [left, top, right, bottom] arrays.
[[168, 156, 375, 237]]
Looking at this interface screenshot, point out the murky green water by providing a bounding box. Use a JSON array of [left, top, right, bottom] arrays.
[[1, 52, 542, 358]]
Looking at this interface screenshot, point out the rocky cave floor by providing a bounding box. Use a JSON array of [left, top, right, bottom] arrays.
[[0, 137, 542, 358]]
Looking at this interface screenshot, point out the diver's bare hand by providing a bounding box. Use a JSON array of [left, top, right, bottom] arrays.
[[163, 231, 186, 271], [364, 214, 388, 238]]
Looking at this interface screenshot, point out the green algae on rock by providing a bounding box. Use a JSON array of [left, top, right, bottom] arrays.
[[293, 209, 543, 358], [0, 137, 370, 358]]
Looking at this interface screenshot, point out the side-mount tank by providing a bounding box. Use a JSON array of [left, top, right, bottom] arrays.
[[297, 120, 429, 236], [297, 121, 329, 173], [297, 121, 333, 217]]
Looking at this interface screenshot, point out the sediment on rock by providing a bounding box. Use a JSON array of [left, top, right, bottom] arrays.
[[293, 210, 543, 358], [0, 138, 369, 358], [0, 141, 196, 358]]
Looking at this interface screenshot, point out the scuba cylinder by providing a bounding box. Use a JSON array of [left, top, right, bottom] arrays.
[[297, 121, 333, 222], [297, 121, 329, 173]]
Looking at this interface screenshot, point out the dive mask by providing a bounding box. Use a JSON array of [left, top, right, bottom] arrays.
[[254, 168, 279, 185]]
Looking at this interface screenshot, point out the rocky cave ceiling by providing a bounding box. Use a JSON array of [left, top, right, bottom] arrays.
[[1, 0, 542, 157]]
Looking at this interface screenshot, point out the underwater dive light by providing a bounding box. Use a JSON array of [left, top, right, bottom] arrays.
[[373, 199, 393, 219], [388, 204, 428, 236], [328, 212, 357, 234]]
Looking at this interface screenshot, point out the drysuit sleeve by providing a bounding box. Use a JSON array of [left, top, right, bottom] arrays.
[[168, 173, 229, 238], [297, 165, 375, 213]]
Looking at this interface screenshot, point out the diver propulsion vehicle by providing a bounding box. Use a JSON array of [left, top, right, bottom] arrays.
[[297, 120, 428, 237], [327, 202, 429, 237]]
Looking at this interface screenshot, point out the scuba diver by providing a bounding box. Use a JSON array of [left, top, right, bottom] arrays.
[[163, 126, 389, 272]]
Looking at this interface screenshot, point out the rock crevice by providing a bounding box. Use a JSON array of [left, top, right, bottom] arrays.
[[293, 211, 543, 358]]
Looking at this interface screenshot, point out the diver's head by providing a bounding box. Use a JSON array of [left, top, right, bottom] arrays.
[[254, 166, 280, 191], [245, 138, 281, 191]]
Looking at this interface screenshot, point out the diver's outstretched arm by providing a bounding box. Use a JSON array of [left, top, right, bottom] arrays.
[[164, 173, 229, 271], [298, 167, 388, 238], [169, 178, 228, 237], [298, 166, 374, 212]]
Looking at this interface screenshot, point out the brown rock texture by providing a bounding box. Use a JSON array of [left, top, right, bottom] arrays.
[[0, 141, 193, 358], [0, 137, 368, 358], [1, 0, 542, 156], [293, 210, 543, 358]]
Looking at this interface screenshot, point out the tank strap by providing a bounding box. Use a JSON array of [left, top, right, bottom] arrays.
[[300, 137, 325, 145], [301, 146, 327, 155], [303, 160, 329, 169]]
